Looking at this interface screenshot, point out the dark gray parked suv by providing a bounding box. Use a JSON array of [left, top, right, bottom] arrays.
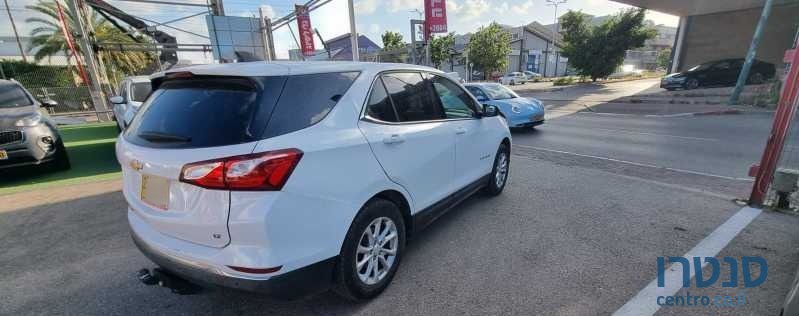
[[0, 79, 70, 170]]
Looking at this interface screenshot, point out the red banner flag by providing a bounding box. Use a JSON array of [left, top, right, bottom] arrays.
[[425, 0, 447, 35], [295, 5, 315, 56]]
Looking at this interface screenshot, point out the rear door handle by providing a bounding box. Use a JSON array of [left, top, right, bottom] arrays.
[[455, 127, 467, 135], [383, 134, 405, 144]]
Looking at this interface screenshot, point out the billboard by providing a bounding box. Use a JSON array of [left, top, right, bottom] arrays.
[[425, 0, 447, 34], [295, 5, 315, 56], [206, 15, 265, 62]]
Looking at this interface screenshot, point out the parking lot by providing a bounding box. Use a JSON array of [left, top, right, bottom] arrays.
[[2, 79, 798, 315]]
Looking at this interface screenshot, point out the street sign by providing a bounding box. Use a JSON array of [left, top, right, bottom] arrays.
[[425, 0, 447, 35], [295, 5, 315, 56]]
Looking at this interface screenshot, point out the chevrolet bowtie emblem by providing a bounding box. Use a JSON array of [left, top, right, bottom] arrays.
[[129, 159, 144, 171]]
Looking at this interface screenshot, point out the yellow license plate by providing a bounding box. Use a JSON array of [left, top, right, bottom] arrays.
[[140, 174, 170, 210], [0, 150, 7, 160]]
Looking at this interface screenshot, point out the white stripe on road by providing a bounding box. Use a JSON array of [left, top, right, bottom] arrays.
[[613, 207, 762, 316], [545, 124, 720, 142], [515, 145, 753, 182]]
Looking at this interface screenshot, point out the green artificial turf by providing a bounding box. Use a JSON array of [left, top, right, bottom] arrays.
[[0, 123, 121, 195]]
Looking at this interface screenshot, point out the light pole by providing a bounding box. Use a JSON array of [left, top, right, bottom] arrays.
[[348, 0, 360, 61], [4, 0, 26, 62], [547, 0, 566, 77]]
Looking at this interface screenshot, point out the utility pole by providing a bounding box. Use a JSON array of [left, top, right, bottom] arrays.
[[4, 0, 26, 62], [210, 0, 225, 16], [258, 7, 274, 61], [730, 0, 774, 105], [547, 0, 566, 77], [348, 0, 359, 61], [67, 0, 110, 121]]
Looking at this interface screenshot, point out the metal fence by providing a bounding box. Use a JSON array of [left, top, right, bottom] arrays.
[[1, 56, 97, 116]]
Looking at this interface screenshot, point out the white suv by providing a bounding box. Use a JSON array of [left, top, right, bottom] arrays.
[[118, 61, 511, 300]]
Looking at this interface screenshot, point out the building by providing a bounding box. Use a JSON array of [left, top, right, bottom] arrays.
[[612, 0, 799, 74], [440, 22, 570, 80], [503, 22, 569, 77], [289, 33, 381, 61], [623, 23, 677, 70]]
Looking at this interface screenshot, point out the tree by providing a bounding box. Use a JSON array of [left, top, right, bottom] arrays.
[[560, 8, 657, 81], [430, 32, 455, 69], [467, 23, 511, 76], [381, 31, 404, 51], [26, 0, 154, 81], [656, 48, 672, 70]]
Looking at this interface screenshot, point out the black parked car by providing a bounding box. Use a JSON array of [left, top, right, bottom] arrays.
[[660, 58, 776, 91]]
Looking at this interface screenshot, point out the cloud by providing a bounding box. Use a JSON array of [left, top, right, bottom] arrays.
[[511, 0, 534, 14], [388, 0, 421, 13], [494, 2, 509, 14], [355, 0, 378, 15], [448, 0, 460, 13], [458, 0, 490, 21], [259, 5, 276, 19], [369, 23, 380, 35]]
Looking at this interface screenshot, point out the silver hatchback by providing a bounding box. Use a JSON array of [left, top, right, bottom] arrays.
[[0, 79, 70, 170]]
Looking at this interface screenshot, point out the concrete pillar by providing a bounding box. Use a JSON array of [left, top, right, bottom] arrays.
[[671, 16, 688, 73]]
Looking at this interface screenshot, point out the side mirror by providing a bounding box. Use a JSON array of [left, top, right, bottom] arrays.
[[483, 104, 499, 117], [40, 99, 58, 108], [110, 96, 124, 104], [475, 95, 488, 102]]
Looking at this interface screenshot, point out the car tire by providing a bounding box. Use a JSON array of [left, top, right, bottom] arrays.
[[333, 198, 406, 301], [686, 78, 700, 90], [749, 72, 765, 84], [483, 143, 510, 196], [51, 139, 71, 171]]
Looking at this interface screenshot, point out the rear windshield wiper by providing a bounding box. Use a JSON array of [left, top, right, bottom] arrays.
[[137, 131, 192, 143]]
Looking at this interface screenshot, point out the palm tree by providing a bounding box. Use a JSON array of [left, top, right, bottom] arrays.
[[26, 0, 154, 83]]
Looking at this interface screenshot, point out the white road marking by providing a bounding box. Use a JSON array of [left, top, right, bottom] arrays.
[[515, 145, 753, 182], [613, 206, 762, 316], [545, 124, 720, 142], [512, 155, 737, 201]]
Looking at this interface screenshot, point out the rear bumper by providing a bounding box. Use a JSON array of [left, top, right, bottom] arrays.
[[129, 211, 336, 299]]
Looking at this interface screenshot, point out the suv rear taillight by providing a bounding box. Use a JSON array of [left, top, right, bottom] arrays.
[[179, 148, 303, 191]]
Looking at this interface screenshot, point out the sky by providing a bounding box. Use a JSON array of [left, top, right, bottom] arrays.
[[3, 0, 678, 61]]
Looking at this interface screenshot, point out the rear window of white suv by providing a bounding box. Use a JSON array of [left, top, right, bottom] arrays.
[[125, 72, 359, 148]]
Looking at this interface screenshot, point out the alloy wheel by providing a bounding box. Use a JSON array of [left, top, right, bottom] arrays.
[[495, 152, 508, 188], [356, 217, 399, 285]]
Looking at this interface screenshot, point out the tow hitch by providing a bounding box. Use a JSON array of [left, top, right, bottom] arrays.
[[137, 268, 202, 295]]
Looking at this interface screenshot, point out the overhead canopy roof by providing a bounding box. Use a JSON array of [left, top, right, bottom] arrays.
[[611, 0, 798, 16]]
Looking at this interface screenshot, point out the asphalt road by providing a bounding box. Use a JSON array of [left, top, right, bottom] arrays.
[[510, 113, 775, 197], [2, 153, 798, 315]]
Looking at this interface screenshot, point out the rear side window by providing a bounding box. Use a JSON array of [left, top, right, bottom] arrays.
[[126, 77, 279, 148], [263, 72, 359, 138], [381, 72, 443, 122], [365, 78, 398, 122]]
